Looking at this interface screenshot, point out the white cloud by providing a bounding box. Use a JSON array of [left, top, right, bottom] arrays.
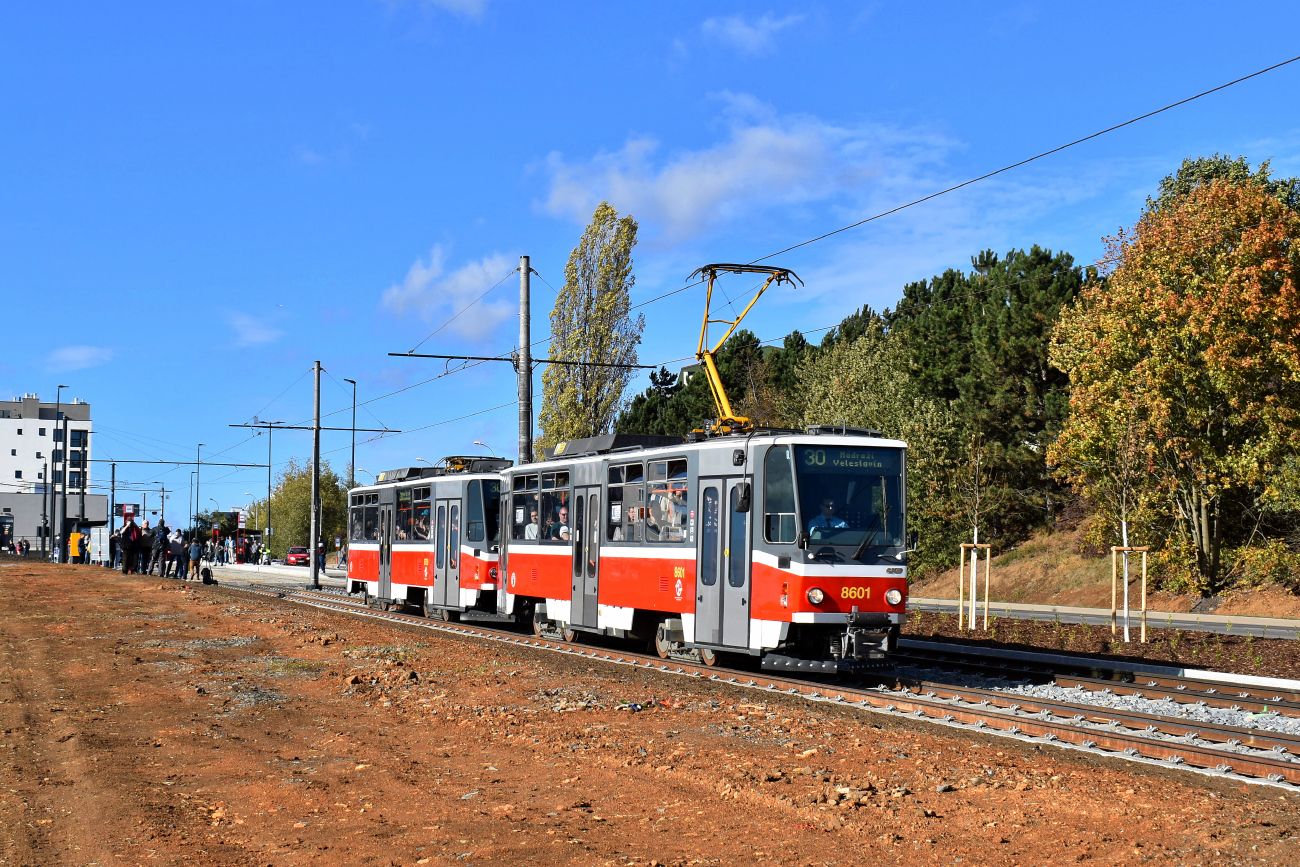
[[381, 246, 515, 342], [227, 313, 283, 347], [701, 12, 803, 54], [46, 345, 113, 372], [541, 92, 955, 243]]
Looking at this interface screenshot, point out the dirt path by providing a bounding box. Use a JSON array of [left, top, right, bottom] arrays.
[[3, 559, 1300, 866]]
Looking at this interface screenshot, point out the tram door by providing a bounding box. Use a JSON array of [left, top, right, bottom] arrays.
[[570, 486, 601, 628], [694, 478, 751, 648], [378, 491, 395, 601], [433, 498, 461, 608]]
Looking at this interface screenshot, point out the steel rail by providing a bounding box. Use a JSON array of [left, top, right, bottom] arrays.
[[208, 580, 1300, 789]]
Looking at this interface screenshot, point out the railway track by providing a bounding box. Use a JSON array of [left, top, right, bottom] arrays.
[[223, 580, 1300, 791]]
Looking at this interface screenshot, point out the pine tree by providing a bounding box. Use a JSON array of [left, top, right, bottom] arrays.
[[536, 202, 644, 452]]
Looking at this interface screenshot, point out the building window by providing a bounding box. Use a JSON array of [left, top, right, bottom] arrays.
[[70, 472, 81, 487], [39, 427, 45, 436], [14, 470, 21, 479], [70, 450, 82, 467], [70, 430, 87, 448], [54, 471, 63, 483], [37, 472, 43, 480], [35, 451, 41, 459], [8, 449, 13, 456], [16, 428, 21, 435], [52, 449, 63, 464]]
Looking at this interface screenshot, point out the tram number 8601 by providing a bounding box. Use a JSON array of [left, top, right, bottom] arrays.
[[840, 586, 871, 600]]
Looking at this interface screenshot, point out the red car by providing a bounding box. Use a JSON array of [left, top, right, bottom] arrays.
[[286, 546, 310, 566]]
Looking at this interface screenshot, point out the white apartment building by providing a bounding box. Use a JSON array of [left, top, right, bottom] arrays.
[[0, 393, 100, 549]]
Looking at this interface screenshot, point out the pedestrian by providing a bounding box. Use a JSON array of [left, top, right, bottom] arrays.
[[149, 521, 169, 575], [168, 529, 183, 577], [110, 532, 120, 569], [175, 532, 190, 579], [189, 537, 203, 580], [120, 516, 142, 575], [317, 539, 326, 572]]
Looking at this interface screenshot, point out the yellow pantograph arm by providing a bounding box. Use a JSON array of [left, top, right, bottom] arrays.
[[688, 263, 803, 424]]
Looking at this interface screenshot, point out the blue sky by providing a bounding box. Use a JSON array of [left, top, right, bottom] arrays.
[[3, 1, 1300, 519]]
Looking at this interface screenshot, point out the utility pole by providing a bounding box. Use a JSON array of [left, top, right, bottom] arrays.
[[60, 413, 69, 563], [41, 460, 48, 558], [518, 255, 532, 465], [309, 360, 322, 589], [52, 385, 66, 562], [194, 445, 204, 535], [160, 484, 165, 524], [344, 378, 357, 490]]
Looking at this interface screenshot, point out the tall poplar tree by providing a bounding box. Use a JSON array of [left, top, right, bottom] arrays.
[[537, 202, 644, 452]]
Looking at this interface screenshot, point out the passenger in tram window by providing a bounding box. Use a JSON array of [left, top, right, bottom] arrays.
[[413, 505, 430, 540], [525, 509, 540, 539], [548, 505, 570, 541]]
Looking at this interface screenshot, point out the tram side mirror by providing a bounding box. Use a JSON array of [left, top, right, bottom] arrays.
[[908, 530, 918, 549], [732, 449, 746, 467], [735, 482, 751, 513], [797, 531, 809, 550]]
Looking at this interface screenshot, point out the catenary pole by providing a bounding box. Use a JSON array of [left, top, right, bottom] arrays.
[[52, 385, 65, 562], [344, 378, 357, 490], [41, 460, 48, 558], [60, 413, 69, 563], [518, 255, 532, 464], [267, 425, 272, 553], [309, 360, 322, 589], [195, 444, 204, 536]]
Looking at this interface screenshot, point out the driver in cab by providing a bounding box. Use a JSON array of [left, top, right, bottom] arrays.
[[808, 498, 848, 535]]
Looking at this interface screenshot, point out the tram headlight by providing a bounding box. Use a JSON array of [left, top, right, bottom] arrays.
[[885, 588, 903, 606], [806, 587, 825, 604]]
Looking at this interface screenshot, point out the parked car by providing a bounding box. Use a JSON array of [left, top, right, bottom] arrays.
[[286, 546, 310, 566]]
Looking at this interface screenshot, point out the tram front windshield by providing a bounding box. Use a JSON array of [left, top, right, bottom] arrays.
[[795, 445, 903, 551]]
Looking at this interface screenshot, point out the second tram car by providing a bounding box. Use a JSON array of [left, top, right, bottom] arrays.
[[346, 456, 511, 617], [496, 427, 910, 672]]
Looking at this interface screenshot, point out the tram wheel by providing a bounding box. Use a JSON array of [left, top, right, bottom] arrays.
[[532, 606, 547, 638], [699, 648, 720, 666], [437, 607, 460, 623], [653, 622, 674, 659], [561, 624, 580, 643]]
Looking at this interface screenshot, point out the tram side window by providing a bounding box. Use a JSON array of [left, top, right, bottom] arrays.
[[763, 445, 798, 543], [511, 474, 540, 541], [349, 497, 364, 542], [607, 463, 644, 542], [412, 487, 431, 540], [539, 471, 571, 543], [645, 458, 689, 543], [396, 488, 412, 540], [466, 480, 485, 542], [363, 492, 379, 541]]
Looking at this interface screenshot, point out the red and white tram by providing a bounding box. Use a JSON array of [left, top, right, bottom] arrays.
[[346, 456, 511, 617], [497, 427, 910, 672]]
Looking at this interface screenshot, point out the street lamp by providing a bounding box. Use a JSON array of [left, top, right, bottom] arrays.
[[194, 444, 205, 535], [473, 440, 497, 458], [355, 468, 375, 483]]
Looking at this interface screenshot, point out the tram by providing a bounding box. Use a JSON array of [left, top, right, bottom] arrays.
[[498, 427, 909, 671], [345, 456, 512, 617]]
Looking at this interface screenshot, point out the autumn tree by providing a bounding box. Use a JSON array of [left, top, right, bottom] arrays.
[[537, 202, 644, 453], [1050, 178, 1300, 591]]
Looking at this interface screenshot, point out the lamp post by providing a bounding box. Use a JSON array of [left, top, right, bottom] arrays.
[[188, 471, 197, 537], [356, 469, 374, 483], [473, 440, 497, 458], [343, 378, 357, 490]]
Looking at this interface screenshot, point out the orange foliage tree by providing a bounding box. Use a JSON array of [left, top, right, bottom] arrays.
[[1049, 180, 1300, 591]]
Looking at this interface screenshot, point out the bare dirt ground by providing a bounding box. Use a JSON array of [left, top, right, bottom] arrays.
[[4, 559, 1300, 866]]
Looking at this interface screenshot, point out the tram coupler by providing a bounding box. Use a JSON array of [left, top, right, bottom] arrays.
[[829, 626, 891, 662]]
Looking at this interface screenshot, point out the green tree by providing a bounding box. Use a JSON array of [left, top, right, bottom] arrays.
[[888, 246, 1084, 539], [248, 458, 348, 560], [1050, 179, 1300, 591], [537, 202, 644, 453]]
